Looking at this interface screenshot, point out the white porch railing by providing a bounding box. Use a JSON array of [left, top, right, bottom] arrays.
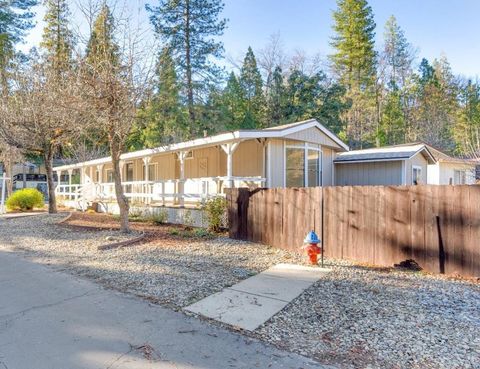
[[55, 176, 266, 206]]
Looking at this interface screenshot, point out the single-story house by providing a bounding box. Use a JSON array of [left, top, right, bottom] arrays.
[[425, 145, 478, 185], [53, 119, 348, 213], [334, 143, 436, 186]]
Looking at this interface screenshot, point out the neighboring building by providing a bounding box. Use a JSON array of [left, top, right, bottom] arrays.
[[425, 145, 477, 185], [53, 119, 348, 211], [334, 144, 436, 186]]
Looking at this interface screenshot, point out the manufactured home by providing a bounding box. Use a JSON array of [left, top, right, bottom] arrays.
[[425, 145, 477, 185], [54, 119, 348, 216]]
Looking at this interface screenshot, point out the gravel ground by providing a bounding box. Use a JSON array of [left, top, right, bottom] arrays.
[[1, 213, 479, 369], [257, 263, 480, 369], [0, 213, 305, 308]]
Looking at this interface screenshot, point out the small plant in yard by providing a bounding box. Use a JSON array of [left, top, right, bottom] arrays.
[[204, 196, 227, 233], [6, 188, 44, 211], [167, 226, 215, 239], [148, 209, 168, 224]]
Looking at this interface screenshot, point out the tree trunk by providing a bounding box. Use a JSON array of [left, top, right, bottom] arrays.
[[184, 0, 195, 125], [44, 148, 57, 214], [110, 138, 130, 233], [4, 158, 13, 197]]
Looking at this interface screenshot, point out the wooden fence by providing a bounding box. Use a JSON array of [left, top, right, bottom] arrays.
[[227, 185, 480, 278]]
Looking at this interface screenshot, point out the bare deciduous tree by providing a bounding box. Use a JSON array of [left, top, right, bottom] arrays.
[[77, 4, 151, 232], [0, 60, 85, 213]]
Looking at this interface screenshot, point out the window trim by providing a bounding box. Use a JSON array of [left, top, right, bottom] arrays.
[[284, 142, 322, 188], [412, 165, 422, 185], [106, 169, 114, 183], [143, 162, 158, 181]]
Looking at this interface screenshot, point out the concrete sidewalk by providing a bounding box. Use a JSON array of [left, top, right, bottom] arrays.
[[0, 251, 328, 369], [185, 264, 331, 331], [0, 211, 47, 219]]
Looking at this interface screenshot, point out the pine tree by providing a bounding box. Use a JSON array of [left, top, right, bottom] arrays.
[[284, 69, 348, 134], [220, 72, 245, 130], [453, 80, 480, 157], [85, 5, 119, 68], [266, 66, 286, 126], [414, 56, 459, 149], [330, 0, 376, 90], [0, 0, 38, 93], [330, 0, 378, 148], [379, 90, 404, 145], [146, 0, 227, 128], [239, 47, 265, 128], [138, 47, 187, 147], [378, 16, 414, 145], [40, 0, 74, 73], [383, 15, 413, 90]]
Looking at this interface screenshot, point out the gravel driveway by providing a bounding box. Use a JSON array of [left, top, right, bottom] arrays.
[[0, 213, 479, 369]]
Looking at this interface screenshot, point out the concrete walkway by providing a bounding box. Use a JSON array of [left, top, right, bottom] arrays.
[[185, 264, 331, 331], [0, 211, 47, 219], [0, 251, 328, 369]]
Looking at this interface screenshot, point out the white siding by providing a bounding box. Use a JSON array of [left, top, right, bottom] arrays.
[[405, 153, 428, 185], [428, 162, 477, 185], [284, 126, 342, 149], [322, 147, 334, 186], [267, 139, 285, 187], [427, 162, 441, 184]]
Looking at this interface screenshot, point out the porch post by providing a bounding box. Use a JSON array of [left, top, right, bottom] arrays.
[[96, 165, 104, 184], [55, 170, 62, 185], [177, 151, 187, 207], [68, 169, 73, 200], [221, 142, 240, 188], [142, 157, 151, 204]]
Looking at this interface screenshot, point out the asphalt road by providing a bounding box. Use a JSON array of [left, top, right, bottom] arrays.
[[0, 250, 327, 369]]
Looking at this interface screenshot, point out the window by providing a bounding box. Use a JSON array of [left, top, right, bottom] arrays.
[[285, 145, 322, 188], [412, 166, 422, 185], [286, 148, 305, 187], [307, 150, 320, 187], [125, 163, 134, 182], [454, 170, 466, 185], [106, 170, 114, 183], [142, 163, 156, 181]]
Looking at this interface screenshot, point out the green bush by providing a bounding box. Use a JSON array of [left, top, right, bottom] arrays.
[[148, 209, 168, 225], [204, 196, 227, 233], [6, 188, 44, 211]]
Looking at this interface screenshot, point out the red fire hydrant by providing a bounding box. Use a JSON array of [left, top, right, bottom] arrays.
[[303, 230, 322, 265]]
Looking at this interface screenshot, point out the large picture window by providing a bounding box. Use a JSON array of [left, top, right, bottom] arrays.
[[286, 148, 305, 187], [143, 164, 156, 181], [285, 145, 321, 188], [308, 150, 320, 187]]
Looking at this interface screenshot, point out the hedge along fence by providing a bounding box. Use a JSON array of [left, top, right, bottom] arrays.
[[226, 185, 480, 278]]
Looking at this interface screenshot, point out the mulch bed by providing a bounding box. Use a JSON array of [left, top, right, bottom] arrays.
[[62, 212, 179, 235]]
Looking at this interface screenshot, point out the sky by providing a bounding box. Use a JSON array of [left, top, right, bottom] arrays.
[[22, 0, 480, 79]]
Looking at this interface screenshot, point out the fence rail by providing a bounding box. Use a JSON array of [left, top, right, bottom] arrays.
[[227, 185, 480, 278]]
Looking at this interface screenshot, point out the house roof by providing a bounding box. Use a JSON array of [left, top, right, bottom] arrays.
[[334, 143, 436, 164], [54, 119, 348, 171]]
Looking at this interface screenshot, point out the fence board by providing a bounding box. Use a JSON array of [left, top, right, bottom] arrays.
[[227, 185, 480, 278]]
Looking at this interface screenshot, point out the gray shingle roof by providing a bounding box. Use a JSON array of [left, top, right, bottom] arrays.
[[335, 144, 434, 163]]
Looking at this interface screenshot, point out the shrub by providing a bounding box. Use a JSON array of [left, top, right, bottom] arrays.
[[204, 196, 227, 233], [148, 209, 168, 225], [6, 188, 44, 211]]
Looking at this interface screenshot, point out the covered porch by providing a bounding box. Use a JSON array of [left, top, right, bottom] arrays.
[[55, 138, 266, 207]]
